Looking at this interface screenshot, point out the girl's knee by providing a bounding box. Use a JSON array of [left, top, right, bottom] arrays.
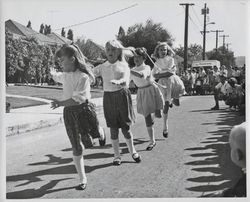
[[110, 127, 119, 140], [145, 114, 154, 127], [73, 147, 83, 156], [163, 101, 170, 114], [121, 128, 132, 139]]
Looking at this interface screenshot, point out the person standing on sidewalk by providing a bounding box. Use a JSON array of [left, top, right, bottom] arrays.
[[93, 39, 141, 166], [151, 42, 185, 138], [130, 47, 164, 151], [50, 44, 106, 190]]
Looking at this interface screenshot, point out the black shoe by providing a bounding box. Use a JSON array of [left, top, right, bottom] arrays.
[[132, 153, 141, 163], [75, 183, 87, 190], [169, 103, 173, 108], [163, 130, 168, 138], [113, 157, 122, 166], [146, 142, 156, 151], [98, 128, 106, 146], [211, 106, 219, 110]]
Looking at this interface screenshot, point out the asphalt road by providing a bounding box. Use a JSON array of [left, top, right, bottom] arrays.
[[6, 95, 245, 199]]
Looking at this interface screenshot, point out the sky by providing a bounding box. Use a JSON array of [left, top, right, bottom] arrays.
[[2, 0, 249, 57]]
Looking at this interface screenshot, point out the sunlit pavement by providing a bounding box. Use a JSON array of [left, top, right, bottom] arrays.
[[6, 95, 245, 199]]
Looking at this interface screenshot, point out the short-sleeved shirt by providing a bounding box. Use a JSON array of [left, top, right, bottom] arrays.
[[93, 60, 130, 92], [215, 81, 231, 95], [152, 56, 176, 75], [131, 63, 153, 88], [226, 84, 243, 97], [51, 69, 91, 103]]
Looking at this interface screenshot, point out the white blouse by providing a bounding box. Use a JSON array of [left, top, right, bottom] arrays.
[[93, 60, 130, 92], [131, 63, 153, 88], [152, 56, 176, 75], [51, 69, 91, 104]]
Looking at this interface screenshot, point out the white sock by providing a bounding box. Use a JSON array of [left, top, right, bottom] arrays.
[[73, 155, 87, 184], [98, 126, 105, 140], [125, 137, 136, 155], [111, 139, 120, 158]]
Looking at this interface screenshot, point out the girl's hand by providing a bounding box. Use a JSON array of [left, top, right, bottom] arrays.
[[131, 70, 143, 78], [110, 79, 120, 85], [51, 100, 61, 109], [49, 67, 57, 75], [110, 79, 126, 86]]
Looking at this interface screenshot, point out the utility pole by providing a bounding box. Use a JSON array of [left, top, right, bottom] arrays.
[[219, 34, 229, 49], [210, 30, 224, 51], [201, 3, 214, 60], [179, 3, 195, 70], [226, 43, 231, 51]]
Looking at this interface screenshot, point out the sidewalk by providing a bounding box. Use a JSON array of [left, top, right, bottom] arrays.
[[5, 94, 137, 137]]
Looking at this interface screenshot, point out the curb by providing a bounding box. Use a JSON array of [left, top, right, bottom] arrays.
[[14, 83, 104, 93], [6, 95, 137, 137], [7, 118, 63, 137]]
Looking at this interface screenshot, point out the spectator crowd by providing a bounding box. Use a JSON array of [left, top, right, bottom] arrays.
[[180, 64, 245, 115]]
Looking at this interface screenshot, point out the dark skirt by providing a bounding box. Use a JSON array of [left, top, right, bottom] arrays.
[[103, 88, 135, 130], [63, 101, 101, 154]]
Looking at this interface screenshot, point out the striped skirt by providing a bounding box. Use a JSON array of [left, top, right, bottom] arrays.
[[63, 101, 101, 154]]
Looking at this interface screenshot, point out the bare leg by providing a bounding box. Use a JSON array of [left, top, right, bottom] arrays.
[[147, 126, 155, 144]]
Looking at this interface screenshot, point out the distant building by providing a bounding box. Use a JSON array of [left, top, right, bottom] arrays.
[[235, 56, 245, 67], [47, 32, 72, 45], [5, 19, 71, 46]]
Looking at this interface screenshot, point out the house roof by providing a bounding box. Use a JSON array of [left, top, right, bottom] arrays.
[[5, 19, 59, 45], [47, 32, 72, 45]]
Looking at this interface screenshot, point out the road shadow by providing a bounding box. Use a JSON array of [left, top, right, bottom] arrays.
[[7, 178, 74, 199], [6, 160, 116, 199], [184, 108, 245, 197], [28, 154, 72, 166]]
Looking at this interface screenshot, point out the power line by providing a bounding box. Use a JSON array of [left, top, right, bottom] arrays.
[[181, 5, 201, 36], [25, 3, 138, 37], [53, 3, 138, 31], [188, 14, 203, 35], [191, 6, 203, 27]]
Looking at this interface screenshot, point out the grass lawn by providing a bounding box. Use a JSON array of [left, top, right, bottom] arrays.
[[6, 85, 103, 101], [6, 97, 47, 109]]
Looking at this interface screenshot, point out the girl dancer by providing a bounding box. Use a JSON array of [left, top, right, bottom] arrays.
[[93, 39, 141, 166], [50, 44, 106, 190], [130, 47, 164, 150], [151, 42, 185, 138]]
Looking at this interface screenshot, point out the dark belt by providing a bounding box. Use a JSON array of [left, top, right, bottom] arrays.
[[138, 84, 152, 89]]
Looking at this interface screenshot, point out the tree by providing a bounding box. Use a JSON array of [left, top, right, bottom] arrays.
[[118, 19, 174, 66], [26, 20, 32, 29], [47, 25, 51, 34], [117, 26, 125, 40], [67, 29, 73, 41], [174, 44, 203, 63], [61, 28, 65, 37], [206, 46, 235, 67], [5, 31, 57, 83], [44, 25, 48, 35], [75, 38, 106, 62], [39, 24, 44, 34]]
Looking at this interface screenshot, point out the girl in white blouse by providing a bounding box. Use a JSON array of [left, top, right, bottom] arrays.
[[50, 44, 106, 190], [130, 47, 164, 150], [151, 42, 185, 138], [93, 40, 141, 166]]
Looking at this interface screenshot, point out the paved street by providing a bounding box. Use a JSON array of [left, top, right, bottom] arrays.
[[6, 95, 245, 199]]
